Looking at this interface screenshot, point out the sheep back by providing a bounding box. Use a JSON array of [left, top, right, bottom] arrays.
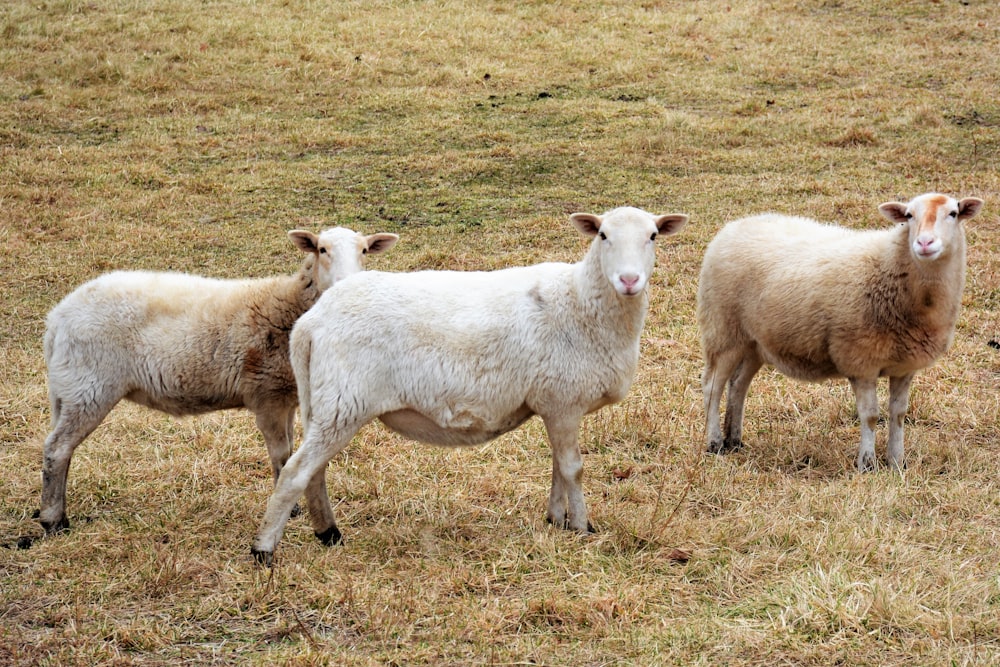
[[44, 270, 307, 416], [294, 261, 640, 444], [697, 213, 961, 381]]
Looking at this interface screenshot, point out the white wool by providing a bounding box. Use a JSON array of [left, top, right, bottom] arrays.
[[251, 206, 688, 564]]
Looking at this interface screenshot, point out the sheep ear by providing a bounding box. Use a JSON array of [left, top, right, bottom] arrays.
[[288, 230, 320, 254], [570, 213, 602, 237], [365, 233, 400, 255], [958, 197, 984, 222], [655, 214, 688, 236], [878, 202, 909, 224]]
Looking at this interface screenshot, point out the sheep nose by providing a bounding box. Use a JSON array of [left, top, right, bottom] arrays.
[[916, 235, 936, 253], [620, 273, 640, 290]]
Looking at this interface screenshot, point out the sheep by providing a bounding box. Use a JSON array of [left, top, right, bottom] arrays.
[[697, 192, 984, 472], [249, 206, 688, 565], [37, 226, 399, 535]]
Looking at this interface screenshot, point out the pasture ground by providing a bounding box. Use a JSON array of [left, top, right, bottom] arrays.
[[2, 1, 1000, 664]]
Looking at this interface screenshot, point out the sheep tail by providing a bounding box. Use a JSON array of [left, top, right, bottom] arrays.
[[42, 326, 62, 428]]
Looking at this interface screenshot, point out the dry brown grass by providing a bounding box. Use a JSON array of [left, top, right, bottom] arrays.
[[3, 0, 1000, 664]]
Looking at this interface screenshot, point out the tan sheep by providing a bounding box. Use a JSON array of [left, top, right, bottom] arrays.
[[38, 227, 398, 535], [697, 193, 983, 471]]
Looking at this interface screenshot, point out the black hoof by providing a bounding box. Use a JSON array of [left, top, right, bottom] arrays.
[[16, 536, 34, 550], [545, 515, 595, 533], [37, 514, 70, 535], [315, 525, 342, 546], [857, 453, 877, 473], [289, 503, 302, 519], [707, 438, 743, 455], [250, 547, 274, 568]]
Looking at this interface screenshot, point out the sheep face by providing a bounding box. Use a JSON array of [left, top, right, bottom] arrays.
[[570, 207, 688, 296], [288, 227, 399, 291], [879, 193, 984, 263]]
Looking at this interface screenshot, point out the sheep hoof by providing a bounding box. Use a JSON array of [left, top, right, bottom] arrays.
[[250, 547, 274, 568], [722, 437, 744, 452], [857, 453, 877, 473], [707, 438, 742, 455], [36, 513, 70, 536], [545, 515, 593, 533], [315, 525, 342, 546], [289, 503, 302, 519]]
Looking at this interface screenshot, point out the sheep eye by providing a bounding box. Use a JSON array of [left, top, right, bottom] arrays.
[[904, 212, 913, 220], [320, 247, 328, 254], [650, 232, 657, 241], [362, 248, 368, 254], [948, 210, 958, 218], [599, 231, 607, 241]]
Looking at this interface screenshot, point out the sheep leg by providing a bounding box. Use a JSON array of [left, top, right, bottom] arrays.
[[702, 349, 745, 454], [253, 408, 295, 481], [887, 373, 914, 471], [722, 355, 763, 452], [38, 399, 117, 534], [850, 378, 880, 472], [542, 414, 593, 533], [251, 420, 357, 566], [304, 463, 340, 545], [253, 407, 301, 516]]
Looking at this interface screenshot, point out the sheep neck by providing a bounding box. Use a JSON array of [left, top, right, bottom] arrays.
[[573, 241, 649, 339], [884, 225, 966, 330], [258, 256, 325, 331]]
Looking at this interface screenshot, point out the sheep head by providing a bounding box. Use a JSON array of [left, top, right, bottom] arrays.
[[570, 207, 687, 296], [878, 193, 983, 263], [288, 227, 399, 291]]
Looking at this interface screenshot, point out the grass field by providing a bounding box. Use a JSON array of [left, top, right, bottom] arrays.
[[2, 0, 1000, 664]]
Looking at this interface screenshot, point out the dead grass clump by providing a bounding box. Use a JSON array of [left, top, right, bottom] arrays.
[[826, 126, 880, 148]]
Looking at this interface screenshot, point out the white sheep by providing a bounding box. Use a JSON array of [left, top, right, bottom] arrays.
[[697, 193, 984, 471], [38, 226, 399, 535], [250, 206, 688, 565]]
